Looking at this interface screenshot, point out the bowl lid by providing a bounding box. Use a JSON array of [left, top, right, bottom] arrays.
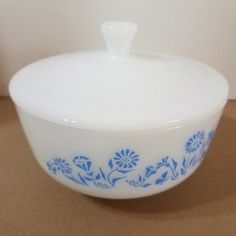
[[9, 21, 229, 131]]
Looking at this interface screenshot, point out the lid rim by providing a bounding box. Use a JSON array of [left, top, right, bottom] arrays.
[[14, 98, 227, 131]]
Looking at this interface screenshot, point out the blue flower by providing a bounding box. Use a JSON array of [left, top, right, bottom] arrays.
[[185, 130, 205, 153], [113, 149, 139, 169], [73, 155, 91, 172], [47, 158, 72, 175]]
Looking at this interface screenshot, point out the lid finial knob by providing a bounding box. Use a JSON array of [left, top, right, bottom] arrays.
[[101, 21, 137, 57]]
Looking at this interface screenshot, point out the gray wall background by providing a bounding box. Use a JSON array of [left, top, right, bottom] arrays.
[[0, 0, 235, 98]]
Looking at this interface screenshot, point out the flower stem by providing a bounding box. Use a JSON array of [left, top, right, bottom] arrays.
[[166, 164, 178, 180], [107, 167, 119, 187]]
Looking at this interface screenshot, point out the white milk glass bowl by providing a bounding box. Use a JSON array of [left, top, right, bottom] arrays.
[[9, 21, 229, 199]]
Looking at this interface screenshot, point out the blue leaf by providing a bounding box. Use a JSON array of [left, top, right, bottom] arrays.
[[99, 168, 106, 180], [161, 171, 168, 179], [155, 178, 163, 185], [189, 157, 194, 167], [112, 177, 124, 185], [145, 166, 156, 178], [145, 166, 151, 177], [108, 159, 113, 169], [87, 161, 92, 171], [84, 176, 92, 181], [163, 156, 169, 163], [183, 157, 186, 168], [171, 175, 177, 180], [95, 173, 101, 180], [138, 174, 142, 183], [172, 159, 177, 170], [181, 168, 186, 176], [142, 183, 151, 188], [156, 163, 163, 169], [87, 172, 93, 176], [117, 169, 132, 174]]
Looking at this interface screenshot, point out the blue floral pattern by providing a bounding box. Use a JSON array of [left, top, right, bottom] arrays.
[[46, 129, 215, 189], [185, 130, 205, 153]]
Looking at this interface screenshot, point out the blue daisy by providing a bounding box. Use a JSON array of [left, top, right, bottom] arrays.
[[113, 149, 139, 169], [185, 130, 205, 153]]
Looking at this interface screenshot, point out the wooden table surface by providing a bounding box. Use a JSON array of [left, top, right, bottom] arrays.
[[0, 98, 236, 236]]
